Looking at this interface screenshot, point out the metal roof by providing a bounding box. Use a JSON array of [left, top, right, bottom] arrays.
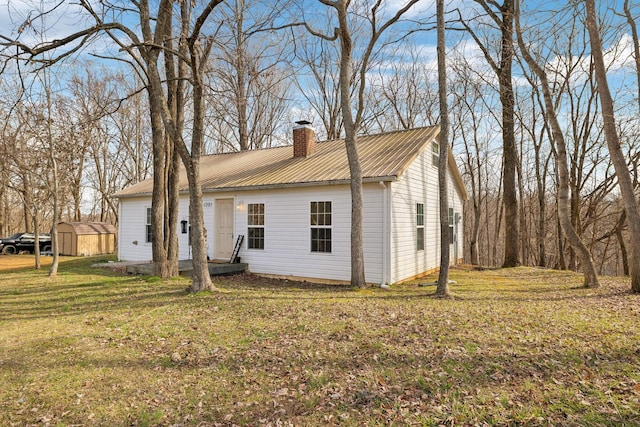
[[59, 222, 117, 235], [114, 126, 467, 199]]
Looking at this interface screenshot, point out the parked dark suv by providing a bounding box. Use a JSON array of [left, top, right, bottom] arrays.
[[0, 233, 52, 254]]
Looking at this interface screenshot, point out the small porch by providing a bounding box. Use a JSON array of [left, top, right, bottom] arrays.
[[125, 259, 248, 277]]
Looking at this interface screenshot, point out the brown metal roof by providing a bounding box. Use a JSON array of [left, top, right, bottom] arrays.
[[114, 126, 466, 199], [59, 222, 117, 235]]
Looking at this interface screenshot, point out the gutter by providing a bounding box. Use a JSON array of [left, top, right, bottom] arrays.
[[113, 175, 400, 199]]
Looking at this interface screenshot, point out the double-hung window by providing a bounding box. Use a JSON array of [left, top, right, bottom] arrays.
[[416, 203, 425, 251], [247, 203, 265, 249], [310, 201, 332, 253], [431, 141, 439, 167], [145, 208, 152, 243]]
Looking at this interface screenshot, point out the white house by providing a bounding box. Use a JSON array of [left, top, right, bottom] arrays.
[[114, 124, 467, 285]]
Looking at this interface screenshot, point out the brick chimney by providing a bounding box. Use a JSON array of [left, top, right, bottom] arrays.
[[293, 120, 315, 158]]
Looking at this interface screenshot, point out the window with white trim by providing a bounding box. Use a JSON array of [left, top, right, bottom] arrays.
[[431, 141, 439, 167], [145, 208, 152, 243], [416, 203, 425, 251], [310, 201, 332, 253], [247, 203, 265, 249]]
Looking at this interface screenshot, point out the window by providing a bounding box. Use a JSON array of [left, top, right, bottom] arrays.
[[431, 141, 439, 167], [416, 203, 425, 251], [247, 203, 265, 249], [449, 208, 455, 245], [145, 208, 152, 243], [310, 201, 332, 253]]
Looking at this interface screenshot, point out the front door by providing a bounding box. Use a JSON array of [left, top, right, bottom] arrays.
[[215, 198, 234, 260]]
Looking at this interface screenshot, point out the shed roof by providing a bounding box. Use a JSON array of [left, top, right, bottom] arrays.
[[114, 126, 468, 200], [59, 222, 117, 235]]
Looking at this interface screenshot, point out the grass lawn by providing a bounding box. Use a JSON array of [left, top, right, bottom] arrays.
[[1, 256, 639, 426]]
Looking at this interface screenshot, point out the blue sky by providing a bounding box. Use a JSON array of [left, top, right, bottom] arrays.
[[1, 0, 638, 122]]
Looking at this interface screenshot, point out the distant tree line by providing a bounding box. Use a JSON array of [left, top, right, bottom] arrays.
[[0, 0, 638, 291]]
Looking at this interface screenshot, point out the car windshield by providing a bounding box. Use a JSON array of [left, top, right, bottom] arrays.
[[4, 233, 23, 240]]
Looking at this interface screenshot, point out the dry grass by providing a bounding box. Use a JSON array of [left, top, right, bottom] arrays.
[[1, 257, 639, 426], [0, 254, 54, 270]]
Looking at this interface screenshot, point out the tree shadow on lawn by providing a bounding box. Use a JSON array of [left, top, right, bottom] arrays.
[[0, 279, 190, 322], [2, 267, 634, 323]]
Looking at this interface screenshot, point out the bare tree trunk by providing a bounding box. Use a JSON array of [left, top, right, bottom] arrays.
[[537, 195, 546, 267], [436, 0, 451, 297], [333, 1, 366, 289], [463, 1, 519, 267], [609, 209, 630, 276], [470, 208, 481, 265], [33, 217, 41, 270], [148, 83, 170, 278], [556, 215, 566, 270], [586, 0, 640, 293], [616, 224, 630, 277], [164, 18, 183, 278], [165, 140, 180, 277], [516, 150, 529, 265], [236, 32, 249, 151], [499, 0, 519, 268], [177, 0, 222, 292], [45, 76, 60, 277]]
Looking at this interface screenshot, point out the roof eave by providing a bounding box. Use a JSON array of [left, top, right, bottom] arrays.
[[113, 176, 400, 199]]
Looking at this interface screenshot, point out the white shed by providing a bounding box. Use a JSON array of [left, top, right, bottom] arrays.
[[113, 125, 467, 285]]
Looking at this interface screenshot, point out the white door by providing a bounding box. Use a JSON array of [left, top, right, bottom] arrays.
[[215, 198, 234, 260]]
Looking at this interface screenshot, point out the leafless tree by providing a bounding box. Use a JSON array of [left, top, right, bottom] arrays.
[[435, 0, 452, 297], [206, 0, 294, 152], [585, 0, 640, 293], [306, 0, 420, 288], [368, 43, 438, 132], [515, 0, 599, 287], [461, 0, 520, 268]]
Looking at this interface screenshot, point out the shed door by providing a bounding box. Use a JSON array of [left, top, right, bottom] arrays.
[[215, 199, 234, 260], [61, 232, 73, 255]]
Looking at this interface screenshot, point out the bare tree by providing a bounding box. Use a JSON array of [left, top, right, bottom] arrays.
[[435, 0, 451, 297], [461, 0, 520, 268], [295, 22, 345, 140], [1, 1, 227, 290], [206, 0, 294, 152], [370, 43, 439, 132], [515, 0, 599, 287], [307, 0, 420, 288], [585, 0, 640, 293]]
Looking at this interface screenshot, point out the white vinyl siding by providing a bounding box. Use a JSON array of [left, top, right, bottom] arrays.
[[390, 147, 465, 283], [118, 197, 154, 261], [233, 184, 384, 283], [118, 196, 211, 262]]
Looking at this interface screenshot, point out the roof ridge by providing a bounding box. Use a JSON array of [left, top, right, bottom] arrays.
[[203, 125, 439, 158]]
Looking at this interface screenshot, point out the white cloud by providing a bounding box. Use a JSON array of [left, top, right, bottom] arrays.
[[0, 0, 90, 44], [381, 0, 436, 18]]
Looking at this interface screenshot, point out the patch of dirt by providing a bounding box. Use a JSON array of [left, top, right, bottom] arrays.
[[216, 272, 350, 291]]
